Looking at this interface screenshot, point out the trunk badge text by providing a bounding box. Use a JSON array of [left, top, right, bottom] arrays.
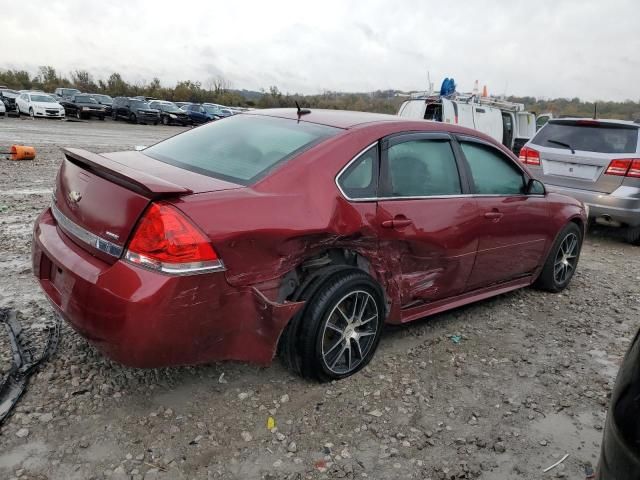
[[105, 231, 120, 240], [67, 191, 82, 203]]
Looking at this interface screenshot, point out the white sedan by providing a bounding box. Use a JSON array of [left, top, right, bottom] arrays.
[[16, 92, 65, 118], [0, 100, 5, 116]]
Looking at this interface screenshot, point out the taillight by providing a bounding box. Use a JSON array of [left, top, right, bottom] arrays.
[[605, 159, 632, 176], [627, 159, 640, 178], [124, 203, 224, 275], [519, 146, 540, 166]]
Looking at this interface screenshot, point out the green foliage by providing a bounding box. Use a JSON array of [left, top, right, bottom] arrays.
[[0, 66, 638, 119]]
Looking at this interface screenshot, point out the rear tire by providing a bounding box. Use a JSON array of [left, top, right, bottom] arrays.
[[280, 270, 385, 382], [112, 111, 118, 121], [129, 113, 137, 124], [625, 226, 640, 245], [162, 116, 169, 125], [534, 222, 582, 292], [75, 110, 82, 120], [29, 107, 34, 118]]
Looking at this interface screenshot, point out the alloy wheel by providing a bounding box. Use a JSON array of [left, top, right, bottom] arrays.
[[553, 233, 579, 284], [321, 290, 379, 375]]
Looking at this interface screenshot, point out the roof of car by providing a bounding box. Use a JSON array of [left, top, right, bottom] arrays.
[[248, 108, 404, 129], [551, 117, 639, 127]]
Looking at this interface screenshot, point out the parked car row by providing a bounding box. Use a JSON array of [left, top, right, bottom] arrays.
[[4, 87, 245, 126]]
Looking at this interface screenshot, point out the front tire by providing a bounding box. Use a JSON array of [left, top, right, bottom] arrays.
[[29, 107, 34, 118], [129, 113, 137, 124], [162, 116, 169, 125], [534, 222, 582, 292], [75, 110, 82, 120], [281, 270, 385, 381]]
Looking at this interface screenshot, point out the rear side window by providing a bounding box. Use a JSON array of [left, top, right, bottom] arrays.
[[460, 142, 525, 195], [338, 145, 378, 199], [532, 122, 639, 154], [144, 115, 342, 184], [384, 139, 461, 197]]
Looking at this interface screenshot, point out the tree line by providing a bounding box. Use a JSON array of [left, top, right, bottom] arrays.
[[1, 66, 639, 120]]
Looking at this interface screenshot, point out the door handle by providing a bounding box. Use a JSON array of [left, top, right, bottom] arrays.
[[484, 211, 504, 220], [381, 217, 413, 228]]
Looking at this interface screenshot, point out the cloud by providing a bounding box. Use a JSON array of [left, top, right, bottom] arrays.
[[1, 0, 639, 101]]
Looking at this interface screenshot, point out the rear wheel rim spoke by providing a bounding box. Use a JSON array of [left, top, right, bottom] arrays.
[[321, 290, 379, 375]]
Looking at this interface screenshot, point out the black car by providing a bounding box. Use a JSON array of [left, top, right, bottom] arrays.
[[60, 94, 107, 120], [0, 89, 18, 112], [597, 328, 640, 478], [111, 97, 160, 125], [149, 101, 191, 126], [89, 94, 113, 115]]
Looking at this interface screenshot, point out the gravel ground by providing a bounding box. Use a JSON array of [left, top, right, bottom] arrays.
[[0, 116, 638, 480]]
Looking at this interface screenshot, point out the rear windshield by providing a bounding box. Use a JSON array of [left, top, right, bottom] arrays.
[[532, 121, 639, 154], [143, 115, 342, 184]]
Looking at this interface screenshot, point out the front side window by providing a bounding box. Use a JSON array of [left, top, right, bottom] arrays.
[[460, 141, 525, 195], [384, 139, 461, 197], [338, 145, 378, 199]]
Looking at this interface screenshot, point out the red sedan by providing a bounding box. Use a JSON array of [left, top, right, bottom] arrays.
[[32, 109, 587, 380]]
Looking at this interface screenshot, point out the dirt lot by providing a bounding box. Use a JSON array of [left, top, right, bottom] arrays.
[[0, 116, 637, 480]]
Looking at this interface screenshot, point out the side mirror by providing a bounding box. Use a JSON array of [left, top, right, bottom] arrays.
[[526, 178, 546, 195]]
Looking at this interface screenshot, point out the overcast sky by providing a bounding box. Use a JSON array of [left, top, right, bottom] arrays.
[[1, 0, 639, 101]]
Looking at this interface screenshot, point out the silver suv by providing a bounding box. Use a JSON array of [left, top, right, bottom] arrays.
[[521, 119, 640, 244]]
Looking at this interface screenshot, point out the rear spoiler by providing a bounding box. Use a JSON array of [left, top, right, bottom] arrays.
[[63, 148, 193, 198]]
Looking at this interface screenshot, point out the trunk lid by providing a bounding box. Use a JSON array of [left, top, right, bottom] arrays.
[[529, 120, 640, 193], [53, 148, 241, 263]]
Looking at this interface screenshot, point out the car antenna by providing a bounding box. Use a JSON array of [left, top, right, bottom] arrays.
[[295, 101, 311, 116]]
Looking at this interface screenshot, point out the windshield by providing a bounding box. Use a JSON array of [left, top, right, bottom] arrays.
[[92, 95, 112, 103], [144, 115, 342, 184], [203, 105, 222, 115], [75, 95, 97, 103], [131, 100, 150, 109], [532, 121, 639, 154], [158, 103, 182, 113], [30, 94, 56, 103]]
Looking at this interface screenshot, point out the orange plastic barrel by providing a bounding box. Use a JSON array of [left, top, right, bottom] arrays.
[[9, 145, 36, 161]]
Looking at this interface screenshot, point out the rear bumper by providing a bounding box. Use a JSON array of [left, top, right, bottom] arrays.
[[32, 208, 302, 368], [546, 184, 640, 227]]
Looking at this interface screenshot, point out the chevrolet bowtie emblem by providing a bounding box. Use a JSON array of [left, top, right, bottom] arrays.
[[68, 191, 82, 203]]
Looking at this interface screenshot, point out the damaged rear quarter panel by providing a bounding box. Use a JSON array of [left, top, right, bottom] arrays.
[[173, 125, 412, 311]]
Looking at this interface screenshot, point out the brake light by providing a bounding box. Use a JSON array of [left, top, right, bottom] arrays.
[[124, 203, 224, 274], [519, 146, 540, 166], [627, 159, 640, 178], [605, 159, 632, 176]]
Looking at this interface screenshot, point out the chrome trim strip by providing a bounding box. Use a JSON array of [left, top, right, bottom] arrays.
[[334, 141, 543, 202], [123, 251, 226, 275], [51, 203, 123, 258]]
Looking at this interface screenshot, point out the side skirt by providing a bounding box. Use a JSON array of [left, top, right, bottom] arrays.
[[397, 276, 533, 324]]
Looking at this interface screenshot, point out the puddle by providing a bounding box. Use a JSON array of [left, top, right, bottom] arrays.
[[0, 440, 50, 471], [532, 411, 602, 454], [588, 349, 621, 378], [0, 188, 52, 196]]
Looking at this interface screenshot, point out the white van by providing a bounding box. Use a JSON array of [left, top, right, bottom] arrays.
[[398, 95, 537, 155]]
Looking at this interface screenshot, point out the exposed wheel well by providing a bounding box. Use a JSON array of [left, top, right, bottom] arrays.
[[278, 248, 375, 303], [569, 217, 584, 234]]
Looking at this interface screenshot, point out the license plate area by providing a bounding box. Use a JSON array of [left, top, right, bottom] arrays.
[[542, 159, 600, 180]]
